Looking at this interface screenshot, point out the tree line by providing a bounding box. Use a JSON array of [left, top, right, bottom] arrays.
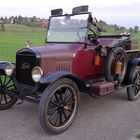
[[0, 15, 139, 34], [0, 15, 47, 31], [98, 20, 139, 34]]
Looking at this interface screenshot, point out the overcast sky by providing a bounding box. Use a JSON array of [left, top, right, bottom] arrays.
[[0, 0, 140, 28]]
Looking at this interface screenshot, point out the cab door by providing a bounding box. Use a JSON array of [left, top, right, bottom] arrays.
[[72, 46, 104, 80]]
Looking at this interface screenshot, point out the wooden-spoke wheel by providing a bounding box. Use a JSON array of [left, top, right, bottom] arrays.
[[0, 74, 17, 110], [39, 78, 79, 134], [105, 47, 127, 83], [127, 66, 140, 101]]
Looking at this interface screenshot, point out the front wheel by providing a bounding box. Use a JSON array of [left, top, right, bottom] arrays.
[[127, 66, 140, 101], [0, 73, 17, 110], [38, 78, 79, 134]]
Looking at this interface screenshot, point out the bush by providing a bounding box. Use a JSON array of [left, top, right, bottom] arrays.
[[24, 21, 42, 28], [1, 23, 5, 31]]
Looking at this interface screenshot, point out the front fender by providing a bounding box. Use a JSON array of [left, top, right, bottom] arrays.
[[40, 71, 87, 92]]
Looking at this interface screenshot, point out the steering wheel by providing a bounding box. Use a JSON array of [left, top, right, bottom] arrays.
[[88, 28, 98, 44], [77, 28, 87, 42], [88, 28, 98, 38]]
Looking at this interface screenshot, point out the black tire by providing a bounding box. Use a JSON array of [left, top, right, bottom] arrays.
[[127, 66, 140, 101], [105, 47, 127, 83], [0, 73, 17, 110], [38, 78, 79, 134]]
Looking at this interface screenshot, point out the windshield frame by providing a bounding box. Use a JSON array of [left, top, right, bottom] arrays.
[[46, 12, 91, 44]]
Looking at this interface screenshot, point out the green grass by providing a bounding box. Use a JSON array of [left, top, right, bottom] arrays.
[[0, 24, 45, 62], [131, 32, 140, 47]]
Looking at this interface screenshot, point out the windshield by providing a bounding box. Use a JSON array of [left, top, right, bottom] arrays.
[[47, 14, 89, 43]]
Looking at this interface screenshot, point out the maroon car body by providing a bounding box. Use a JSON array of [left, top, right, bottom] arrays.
[[28, 35, 134, 80], [34, 43, 103, 79]]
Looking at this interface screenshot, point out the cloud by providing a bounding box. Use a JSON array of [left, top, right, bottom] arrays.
[[94, 4, 140, 27]]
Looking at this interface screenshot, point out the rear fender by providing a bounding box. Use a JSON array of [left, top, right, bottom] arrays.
[[40, 71, 87, 92], [128, 58, 140, 67], [124, 58, 140, 84]]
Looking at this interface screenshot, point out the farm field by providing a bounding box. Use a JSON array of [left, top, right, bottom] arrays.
[[0, 24, 45, 62]]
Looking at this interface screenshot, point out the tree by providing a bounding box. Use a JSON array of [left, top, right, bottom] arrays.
[[119, 26, 125, 32], [17, 15, 23, 24], [134, 26, 139, 33], [4, 16, 8, 23], [113, 24, 119, 31], [98, 20, 107, 32], [0, 17, 3, 20], [129, 27, 133, 33]]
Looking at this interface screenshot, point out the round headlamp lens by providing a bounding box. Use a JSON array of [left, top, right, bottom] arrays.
[[32, 67, 43, 83], [5, 63, 14, 76]]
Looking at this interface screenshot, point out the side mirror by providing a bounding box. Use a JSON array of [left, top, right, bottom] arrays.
[[72, 5, 88, 14], [51, 9, 63, 16]]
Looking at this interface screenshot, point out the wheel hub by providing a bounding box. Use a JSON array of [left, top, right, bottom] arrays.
[[58, 103, 64, 112]]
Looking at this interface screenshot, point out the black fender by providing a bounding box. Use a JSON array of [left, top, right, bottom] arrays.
[[124, 58, 140, 84], [40, 71, 87, 92], [0, 62, 7, 74], [128, 58, 140, 67]]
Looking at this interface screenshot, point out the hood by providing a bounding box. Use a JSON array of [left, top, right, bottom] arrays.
[[31, 43, 84, 74], [33, 43, 84, 59]]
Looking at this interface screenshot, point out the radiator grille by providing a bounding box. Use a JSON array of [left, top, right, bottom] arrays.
[[16, 48, 40, 86]]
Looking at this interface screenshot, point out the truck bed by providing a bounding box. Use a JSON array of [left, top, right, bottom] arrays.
[[98, 35, 138, 50]]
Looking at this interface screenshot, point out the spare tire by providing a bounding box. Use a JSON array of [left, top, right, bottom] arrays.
[[105, 47, 127, 83]]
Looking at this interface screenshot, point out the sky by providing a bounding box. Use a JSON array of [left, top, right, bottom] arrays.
[[0, 0, 140, 28]]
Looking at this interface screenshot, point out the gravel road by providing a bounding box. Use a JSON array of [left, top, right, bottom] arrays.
[[0, 89, 140, 140]]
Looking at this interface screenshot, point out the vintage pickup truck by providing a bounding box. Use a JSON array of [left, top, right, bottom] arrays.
[[0, 5, 140, 134]]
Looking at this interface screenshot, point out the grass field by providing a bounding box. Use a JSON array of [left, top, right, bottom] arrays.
[[0, 24, 140, 62], [132, 32, 140, 46], [0, 24, 45, 62]]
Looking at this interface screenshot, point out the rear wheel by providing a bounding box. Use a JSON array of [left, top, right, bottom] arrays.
[[105, 47, 127, 83], [38, 78, 79, 134], [127, 66, 140, 101], [0, 73, 17, 110]]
